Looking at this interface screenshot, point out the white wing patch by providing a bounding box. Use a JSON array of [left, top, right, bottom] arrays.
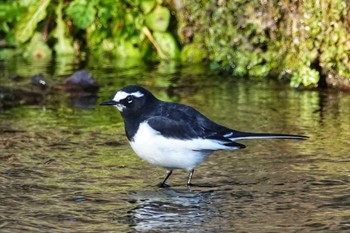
[[224, 132, 233, 138]]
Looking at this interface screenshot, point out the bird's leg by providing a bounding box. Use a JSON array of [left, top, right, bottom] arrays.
[[158, 169, 173, 188], [187, 169, 195, 186]]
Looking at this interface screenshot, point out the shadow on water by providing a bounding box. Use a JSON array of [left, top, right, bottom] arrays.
[[0, 58, 350, 232]]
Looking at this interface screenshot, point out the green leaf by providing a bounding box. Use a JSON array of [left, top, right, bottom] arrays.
[[181, 44, 207, 63], [53, 0, 75, 55], [24, 32, 52, 61], [145, 6, 170, 32], [0, 3, 25, 22], [153, 32, 180, 60], [291, 66, 320, 87], [248, 65, 270, 77], [0, 49, 15, 60], [115, 39, 142, 59], [66, 0, 97, 29], [14, 0, 51, 44], [140, 0, 156, 14]]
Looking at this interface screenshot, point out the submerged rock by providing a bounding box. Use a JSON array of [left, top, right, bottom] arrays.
[[59, 70, 99, 108], [31, 73, 49, 90], [1, 70, 99, 109], [63, 70, 99, 92]]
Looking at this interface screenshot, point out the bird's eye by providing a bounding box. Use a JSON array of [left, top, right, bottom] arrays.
[[126, 96, 133, 104]]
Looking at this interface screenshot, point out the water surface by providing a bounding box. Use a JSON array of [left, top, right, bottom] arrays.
[[0, 59, 349, 232]]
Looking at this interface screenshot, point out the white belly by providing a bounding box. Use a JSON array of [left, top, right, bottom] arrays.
[[129, 122, 233, 170]]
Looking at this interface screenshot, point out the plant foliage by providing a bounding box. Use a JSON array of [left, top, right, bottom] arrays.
[[0, 0, 350, 88], [0, 0, 180, 62], [175, 0, 350, 88]]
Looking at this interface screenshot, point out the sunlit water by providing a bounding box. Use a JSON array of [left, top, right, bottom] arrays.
[[1, 59, 350, 232]]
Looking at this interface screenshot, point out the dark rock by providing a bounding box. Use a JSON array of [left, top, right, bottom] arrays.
[[31, 73, 49, 90], [64, 70, 99, 92], [325, 71, 350, 92]]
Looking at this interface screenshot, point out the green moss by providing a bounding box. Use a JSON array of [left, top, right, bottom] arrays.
[[180, 43, 207, 63], [175, 0, 350, 87]]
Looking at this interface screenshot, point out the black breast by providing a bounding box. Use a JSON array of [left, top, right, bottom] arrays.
[[124, 119, 140, 141]]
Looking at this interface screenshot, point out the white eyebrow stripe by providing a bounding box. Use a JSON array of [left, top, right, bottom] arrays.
[[113, 91, 144, 102]]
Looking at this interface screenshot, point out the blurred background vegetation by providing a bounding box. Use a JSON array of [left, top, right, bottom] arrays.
[[1, 0, 350, 89]]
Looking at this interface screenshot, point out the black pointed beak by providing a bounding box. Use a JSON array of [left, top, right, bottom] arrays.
[[100, 100, 118, 106]]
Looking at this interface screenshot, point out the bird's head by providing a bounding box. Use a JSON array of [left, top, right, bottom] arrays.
[[100, 85, 156, 117]]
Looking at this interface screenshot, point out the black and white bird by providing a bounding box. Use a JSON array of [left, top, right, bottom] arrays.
[[101, 85, 307, 187]]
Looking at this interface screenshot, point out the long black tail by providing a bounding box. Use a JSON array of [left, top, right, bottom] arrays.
[[227, 131, 308, 141]]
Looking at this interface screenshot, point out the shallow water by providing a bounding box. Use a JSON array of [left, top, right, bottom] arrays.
[[1, 60, 350, 232]]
